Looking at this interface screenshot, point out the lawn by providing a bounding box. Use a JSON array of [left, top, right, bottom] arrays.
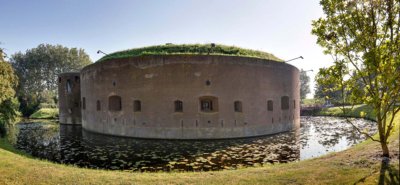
[[317, 105, 376, 120], [0, 106, 398, 185]]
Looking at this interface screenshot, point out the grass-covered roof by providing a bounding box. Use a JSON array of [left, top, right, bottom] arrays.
[[97, 44, 283, 62]]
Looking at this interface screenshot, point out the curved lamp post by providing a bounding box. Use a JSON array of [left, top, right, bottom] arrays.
[[284, 56, 303, 63], [97, 50, 108, 55]]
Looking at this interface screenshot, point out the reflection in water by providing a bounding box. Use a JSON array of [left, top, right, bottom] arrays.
[[11, 116, 376, 172], [299, 117, 376, 160]]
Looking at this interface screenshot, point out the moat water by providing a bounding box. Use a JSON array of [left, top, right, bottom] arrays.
[[6, 116, 376, 172]]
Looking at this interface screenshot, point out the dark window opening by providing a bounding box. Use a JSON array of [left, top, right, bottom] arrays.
[[58, 77, 61, 83], [174, 100, 183, 112], [134, 100, 141, 112], [205, 80, 211, 86], [96, 100, 101, 111], [66, 79, 72, 93], [75, 76, 80, 83], [201, 100, 213, 112], [200, 96, 218, 112], [82, 97, 86, 110], [234, 101, 242, 112], [293, 100, 296, 109], [281, 96, 289, 110], [267, 100, 273, 111], [109, 96, 122, 111]]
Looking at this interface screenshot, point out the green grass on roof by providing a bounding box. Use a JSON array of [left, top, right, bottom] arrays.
[[97, 44, 283, 62]]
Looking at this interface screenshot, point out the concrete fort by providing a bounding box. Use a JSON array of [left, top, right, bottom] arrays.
[[58, 72, 82, 125], [58, 45, 300, 139]]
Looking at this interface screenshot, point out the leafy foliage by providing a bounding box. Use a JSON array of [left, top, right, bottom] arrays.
[[318, 104, 375, 120], [0, 50, 18, 104], [312, 0, 400, 157], [10, 44, 91, 116], [302, 98, 325, 106], [0, 49, 19, 137], [300, 69, 311, 100], [97, 44, 283, 62], [315, 67, 344, 105]]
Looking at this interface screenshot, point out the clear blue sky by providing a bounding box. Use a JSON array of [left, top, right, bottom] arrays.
[[0, 0, 332, 97]]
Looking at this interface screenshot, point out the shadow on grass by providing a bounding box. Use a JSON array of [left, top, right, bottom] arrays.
[[378, 159, 399, 185], [353, 158, 399, 185]]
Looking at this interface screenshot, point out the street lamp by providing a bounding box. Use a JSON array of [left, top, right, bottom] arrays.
[[97, 50, 108, 55], [284, 56, 303, 63]]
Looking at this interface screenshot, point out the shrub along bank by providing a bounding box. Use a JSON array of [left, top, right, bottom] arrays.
[[29, 108, 58, 119]]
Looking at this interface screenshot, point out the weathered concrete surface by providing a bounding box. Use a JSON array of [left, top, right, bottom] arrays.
[[58, 72, 82, 124], [78, 55, 300, 139]]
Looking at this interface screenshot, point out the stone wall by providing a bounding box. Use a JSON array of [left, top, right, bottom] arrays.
[[79, 55, 300, 139], [58, 72, 81, 124]]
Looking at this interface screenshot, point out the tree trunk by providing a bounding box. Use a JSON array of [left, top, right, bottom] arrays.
[[380, 141, 390, 157]]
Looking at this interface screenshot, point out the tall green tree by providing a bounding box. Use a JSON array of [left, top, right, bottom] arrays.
[[0, 50, 17, 103], [11, 44, 92, 116], [314, 67, 344, 105], [0, 49, 19, 137], [300, 69, 311, 100], [312, 0, 400, 157]]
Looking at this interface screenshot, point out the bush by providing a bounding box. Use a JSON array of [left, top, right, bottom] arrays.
[[38, 103, 57, 109], [29, 108, 59, 119], [18, 95, 40, 117], [0, 98, 19, 137]]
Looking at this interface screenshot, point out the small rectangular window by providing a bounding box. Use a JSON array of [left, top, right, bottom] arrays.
[[82, 97, 86, 110], [96, 100, 101, 111], [281, 96, 289, 110], [234, 101, 242, 112], [175, 100, 183, 112], [267, 100, 273, 111], [66, 79, 72, 93], [199, 96, 218, 112], [134, 100, 141, 112], [109, 96, 122, 111], [293, 100, 296, 109], [201, 100, 213, 112]]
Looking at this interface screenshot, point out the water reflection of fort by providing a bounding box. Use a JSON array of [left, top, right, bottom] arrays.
[[12, 117, 375, 172], [60, 124, 300, 171]]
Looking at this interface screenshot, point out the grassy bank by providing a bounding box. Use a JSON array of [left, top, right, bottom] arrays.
[[317, 104, 376, 120], [97, 44, 283, 62], [29, 108, 58, 119], [0, 106, 398, 184]]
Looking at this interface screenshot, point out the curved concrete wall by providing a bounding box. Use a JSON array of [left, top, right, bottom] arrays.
[[80, 55, 300, 139], [58, 72, 81, 124]]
